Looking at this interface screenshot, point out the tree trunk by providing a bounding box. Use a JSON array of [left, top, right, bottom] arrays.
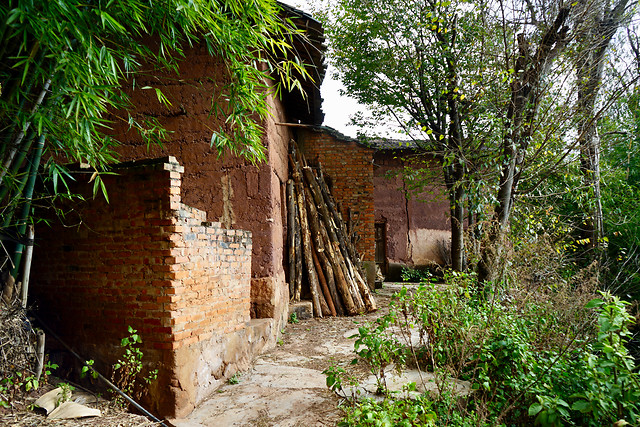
[[575, 0, 629, 256], [287, 180, 297, 298], [479, 7, 573, 283]]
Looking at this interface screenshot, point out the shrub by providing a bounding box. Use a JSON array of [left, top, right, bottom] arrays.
[[326, 271, 640, 426]]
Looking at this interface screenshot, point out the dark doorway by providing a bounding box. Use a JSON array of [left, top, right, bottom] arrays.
[[375, 222, 387, 275]]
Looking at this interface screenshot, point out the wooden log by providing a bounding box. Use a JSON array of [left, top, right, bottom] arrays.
[[348, 257, 377, 312], [294, 210, 303, 301], [301, 167, 345, 314], [315, 165, 357, 267], [287, 180, 296, 299], [333, 241, 366, 312], [319, 245, 344, 316], [314, 205, 358, 314], [290, 149, 322, 317], [304, 183, 341, 316], [305, 165, 365, 313], [312, 239, 336, 316]]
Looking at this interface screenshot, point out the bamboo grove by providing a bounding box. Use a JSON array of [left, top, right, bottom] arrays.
[[0, 0, 308, 293]]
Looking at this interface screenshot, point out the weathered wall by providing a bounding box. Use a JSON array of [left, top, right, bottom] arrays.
[[109, 43, 291, 323], [373, 151, 450, 272], [31, 158, 277, 417]]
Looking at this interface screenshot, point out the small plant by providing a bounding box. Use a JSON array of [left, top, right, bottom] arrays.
[[323, 363, 360, 402], [353, 312, 407, 394], [288, 312, 299, 324], [56, 382, 75, 407], [227, 373, 241, 385], [81, 359, 99, 380], [111, 326, 158, 406]]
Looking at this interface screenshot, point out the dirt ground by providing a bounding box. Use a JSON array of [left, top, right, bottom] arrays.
[[170, 284, 397, 427], [1, 285, 400, 427]]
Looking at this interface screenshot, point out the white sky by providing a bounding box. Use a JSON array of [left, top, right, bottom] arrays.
[[282, 0, 366, 138]]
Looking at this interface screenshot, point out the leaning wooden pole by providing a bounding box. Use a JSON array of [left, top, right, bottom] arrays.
[[290, 144, 322, 317]]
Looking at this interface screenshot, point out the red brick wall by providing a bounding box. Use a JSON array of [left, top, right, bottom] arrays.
[[31, 157, 253, 416], [296, 128, 375, 263]]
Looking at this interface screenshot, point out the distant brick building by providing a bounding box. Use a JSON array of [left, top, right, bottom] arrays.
[[295, 128, 451, 281]]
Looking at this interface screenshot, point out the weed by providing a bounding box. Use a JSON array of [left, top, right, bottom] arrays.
[[56, 382, 75, 407], [111, 326, 158, 407], [288, 312, 299, 324], [325, 270, 640, 426], [81, 359, 99, 380], [227, 373, 241, 385]]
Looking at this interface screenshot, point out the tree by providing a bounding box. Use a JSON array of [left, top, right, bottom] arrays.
[[573, 0, 633, 257], [324, 0, 638, 283], [325, 0, 503, 271], [0, 0, 308, 282]]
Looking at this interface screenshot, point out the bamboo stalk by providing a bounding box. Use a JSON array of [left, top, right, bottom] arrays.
[[35, 329, 45, 380], [20, 225, 34, 308], [287, 180, 296, 298], [12, 131, 46, 277], [0, 77, 51, 185], [0, 129, 36, 204]]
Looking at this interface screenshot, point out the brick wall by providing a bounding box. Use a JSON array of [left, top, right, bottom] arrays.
[[31, 157, 260, 417], [373, 150, 450, 272], [296, 128, 375, 263], [110, 44, 291, 321]]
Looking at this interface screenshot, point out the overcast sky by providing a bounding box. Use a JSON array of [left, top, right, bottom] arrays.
[[281, 0, 365, 137]]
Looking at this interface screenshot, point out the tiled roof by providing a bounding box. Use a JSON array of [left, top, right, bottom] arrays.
[[360, 138, 421, 150]]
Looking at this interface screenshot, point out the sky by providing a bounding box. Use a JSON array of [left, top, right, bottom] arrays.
[[281, 0, 366, 138]]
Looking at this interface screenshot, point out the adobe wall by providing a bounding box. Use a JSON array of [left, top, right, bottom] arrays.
[[373, 151, 450, 274], [31, 158, 275, 417], [109, 43, 291, 324], [295, 128, 376, 285]]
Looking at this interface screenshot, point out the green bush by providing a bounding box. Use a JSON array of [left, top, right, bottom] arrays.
[[326, 271, 640, 426], [400, 267, 433, 283]]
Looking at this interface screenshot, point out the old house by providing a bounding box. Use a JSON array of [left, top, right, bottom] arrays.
[[294, 127, 451, 281], [31, 3, 326, 418], [29, 2, 451, 420]]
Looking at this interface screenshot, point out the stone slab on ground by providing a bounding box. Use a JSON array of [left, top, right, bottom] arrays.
[[169, 284, 417, 427]]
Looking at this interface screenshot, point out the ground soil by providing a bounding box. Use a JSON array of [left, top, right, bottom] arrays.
[[1, 285, 400, 427]]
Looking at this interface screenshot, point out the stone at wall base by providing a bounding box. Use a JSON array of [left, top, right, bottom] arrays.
[[288, 301, 313, 320]]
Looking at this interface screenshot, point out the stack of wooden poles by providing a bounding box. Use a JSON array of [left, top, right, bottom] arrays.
[[287, 140, 376, 317]]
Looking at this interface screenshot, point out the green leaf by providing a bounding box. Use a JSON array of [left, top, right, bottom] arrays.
[[586, 298, 603, 309], [528, 403, 543, 416], [571, 400, 590, 412]]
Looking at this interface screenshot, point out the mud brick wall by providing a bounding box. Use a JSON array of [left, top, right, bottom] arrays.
[[373, 150, 450, 271], [295, 128, 375, 264], [31, 157, 256, 417], [110, 43, 291, 322]]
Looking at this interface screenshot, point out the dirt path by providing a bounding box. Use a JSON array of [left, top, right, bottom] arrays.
[[169, 285, 400, 427]]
